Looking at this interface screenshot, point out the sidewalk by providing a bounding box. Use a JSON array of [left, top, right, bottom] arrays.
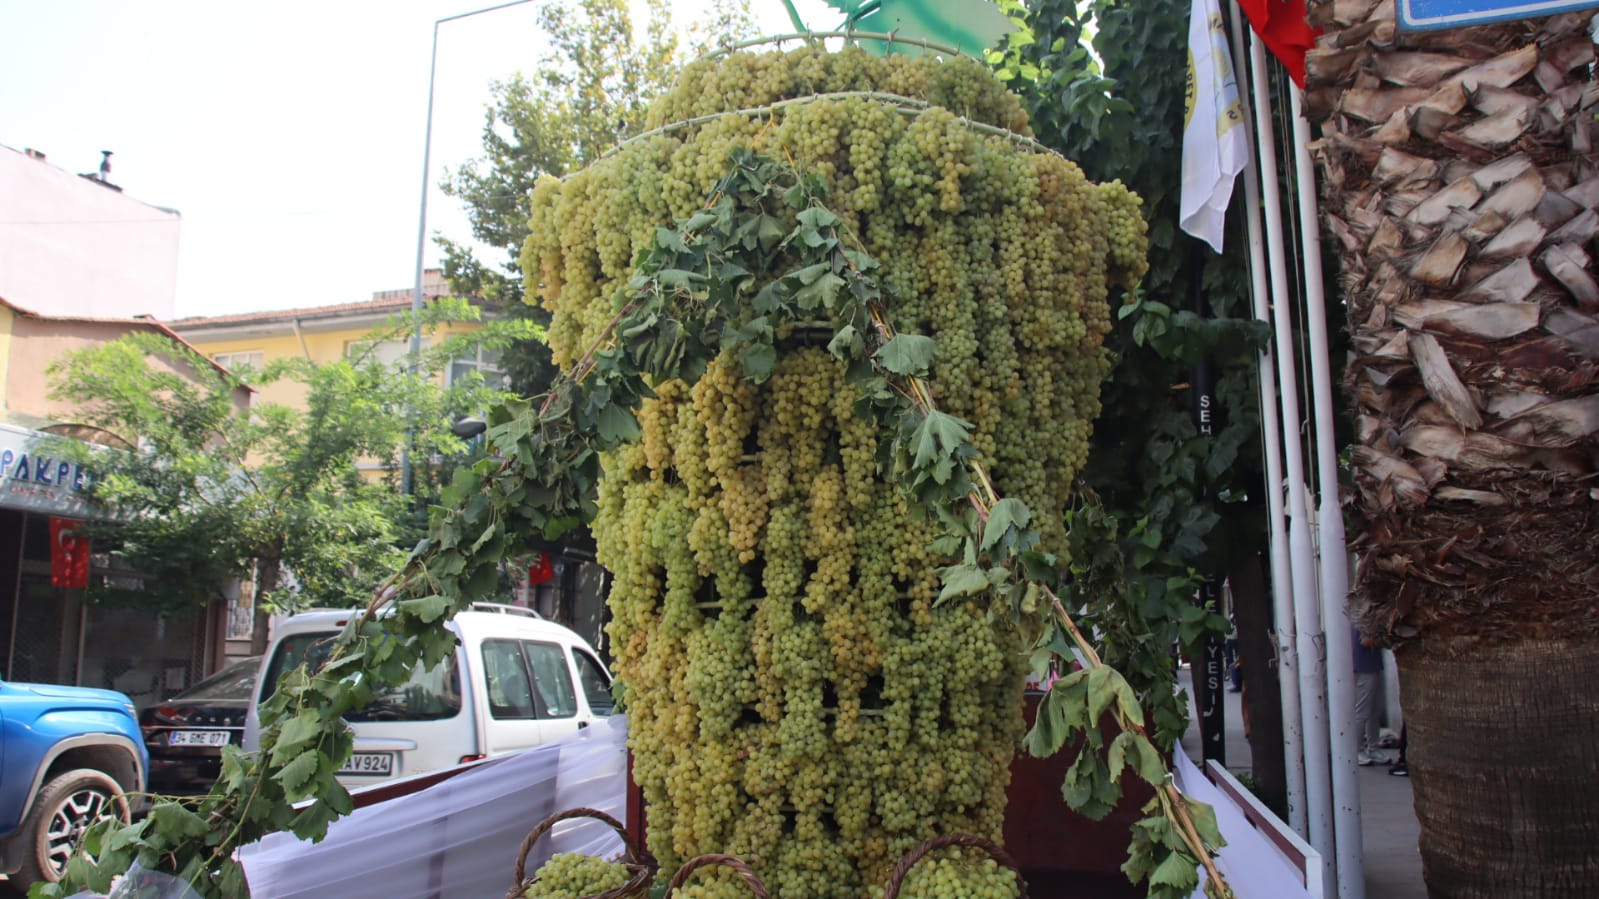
[[1179, 677, 1425, 899]]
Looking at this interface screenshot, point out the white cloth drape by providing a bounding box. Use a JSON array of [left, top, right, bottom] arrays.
[[239, 715, 629, 899]]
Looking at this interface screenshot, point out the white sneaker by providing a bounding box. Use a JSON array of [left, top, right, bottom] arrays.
[[1358, 750, 1388, 766]]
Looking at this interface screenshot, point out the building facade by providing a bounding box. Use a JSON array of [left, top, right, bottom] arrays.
[[0, 297, 248, 708], [171, 279, 612, 659], [0, 143, 180, 320]]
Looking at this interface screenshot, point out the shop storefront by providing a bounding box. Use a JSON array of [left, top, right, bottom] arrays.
[[0, 423, 221, 708]]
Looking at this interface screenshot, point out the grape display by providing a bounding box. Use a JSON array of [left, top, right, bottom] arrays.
[[522, 852, 633, 899], [524, 44, 1147, 898]]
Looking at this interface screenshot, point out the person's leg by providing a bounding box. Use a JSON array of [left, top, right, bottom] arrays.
[[1354, 671, 1383, 763], [1389, 724, 1408, 775]]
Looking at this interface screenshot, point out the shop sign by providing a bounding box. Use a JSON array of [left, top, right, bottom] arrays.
[[0, 425, 93, 516], [1398, 0, 1599, 29]]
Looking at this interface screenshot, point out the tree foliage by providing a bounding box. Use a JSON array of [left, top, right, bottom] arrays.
[[989, 0, 1269, 744], [438, 0, 755, 396], [44, 302, 531, 618]]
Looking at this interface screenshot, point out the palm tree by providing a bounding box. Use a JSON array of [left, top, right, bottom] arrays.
[[1303, 3, 1599, 895]]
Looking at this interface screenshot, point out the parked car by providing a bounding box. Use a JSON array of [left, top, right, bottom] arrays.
[[243, 603, 613, 788], [0, 679, 146, 889], [139, 656, 260, 794]]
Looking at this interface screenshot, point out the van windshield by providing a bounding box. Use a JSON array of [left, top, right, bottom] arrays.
[[262, 630, 461, 721]]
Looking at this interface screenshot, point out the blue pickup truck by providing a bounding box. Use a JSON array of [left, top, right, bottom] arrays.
[[0, 678, 147, 890]]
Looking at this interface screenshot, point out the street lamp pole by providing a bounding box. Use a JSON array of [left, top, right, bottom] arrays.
[[403, 0, 533, 498]]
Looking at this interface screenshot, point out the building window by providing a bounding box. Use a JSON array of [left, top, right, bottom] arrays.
[[448, 341, 505, 388], [212, 351, 264, 373], [347, 338, 427, 370]]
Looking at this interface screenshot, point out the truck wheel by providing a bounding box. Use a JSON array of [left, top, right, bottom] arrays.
[[13, 769, 129, 887]]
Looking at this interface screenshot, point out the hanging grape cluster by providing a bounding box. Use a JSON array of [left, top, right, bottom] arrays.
[[524, 44, 1147, 898]]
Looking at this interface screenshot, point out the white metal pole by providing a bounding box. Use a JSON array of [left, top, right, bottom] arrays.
[[1228, 1, 1306, 837], [405, 0, 534, 499], [1290, 84, 1364, 899], [403, 19, 443, 501], [1245, 30, 1333, 890]]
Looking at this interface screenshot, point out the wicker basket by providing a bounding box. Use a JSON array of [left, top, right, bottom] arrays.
[[508, 806, 657, 899], [664, 854, 771, 898], [882, 833, 1030, 899]]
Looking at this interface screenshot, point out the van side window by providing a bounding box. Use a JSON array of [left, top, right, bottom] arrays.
[[482, 639, 536, 719], [573, 650, 613, 715], [264, 631, 460, 721], [524, 642, 577, 718]]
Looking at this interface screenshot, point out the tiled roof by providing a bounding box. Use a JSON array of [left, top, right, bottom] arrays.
[[167, 295, 417, 329], [0, 294, 246, 384]]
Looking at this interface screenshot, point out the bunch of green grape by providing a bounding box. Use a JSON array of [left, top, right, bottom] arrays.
[[893, 849, 1023, 899], [526, 44, 1148, 899], [523, 852, 633, 899]]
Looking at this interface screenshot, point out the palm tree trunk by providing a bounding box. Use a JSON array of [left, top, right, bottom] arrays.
[[1303, 3, 1599, 894], [1399, 638, 1599, 896]]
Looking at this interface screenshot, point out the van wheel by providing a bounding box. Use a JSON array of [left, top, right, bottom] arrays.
[[13, 769, 129, 887]]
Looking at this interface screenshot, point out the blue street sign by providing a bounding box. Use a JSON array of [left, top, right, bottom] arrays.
[[1399, 0, 1599, 30]]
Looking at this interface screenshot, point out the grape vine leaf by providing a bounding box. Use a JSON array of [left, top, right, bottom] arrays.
[[874, 333, 938, 377]]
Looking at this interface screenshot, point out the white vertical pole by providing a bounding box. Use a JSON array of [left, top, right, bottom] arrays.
[[1228, 1, 1306, 837], [1245, 30, 1334, 892], [1290, 84, 1364, 899]]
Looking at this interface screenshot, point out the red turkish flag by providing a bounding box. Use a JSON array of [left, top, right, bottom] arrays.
[[49, 517, 90, 589], [527, 552, 555, 587], [1235, 0, 1320, 87]]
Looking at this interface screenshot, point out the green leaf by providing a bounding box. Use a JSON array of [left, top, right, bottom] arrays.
[[874, 334, 938, 377], [794, 272, 846, 310], [739, 344, 777, 383], [1186, 798, 1225, 849], [1126, 732, 1167, 785], [1087, 666, 1117, 726], [910, 410, 973, 474], [1024, 684, 1071, 758], [149, 802, 210, 840], [789, 261, 833, 285], [219, 859, 251, 898], [399, 593, 450, 623], [1018, 550, 1060, 586], [1149, 850, 1199, 888], [276, 749, 321, 796], [937, 563, 990, 603], [827, 323, 862, 360], [796, 206, 840, 230], [654, 225, 689, 254], [273, 709, 323, 757], [1062, 748, 1118, 819], [981, 497, 1031, 554], [595, 403, 642, 444]]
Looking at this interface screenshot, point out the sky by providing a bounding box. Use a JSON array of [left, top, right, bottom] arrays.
[[2, 0, 838, 321]]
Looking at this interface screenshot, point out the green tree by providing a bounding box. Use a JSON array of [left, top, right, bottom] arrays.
[[46, 304, 525, 651], [992, 0, 1279, 796], [438, 0, 754, 395]]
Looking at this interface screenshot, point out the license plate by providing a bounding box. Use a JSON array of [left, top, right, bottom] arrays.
[[337, 753, 394, 776], [167, 730, 231, 747]]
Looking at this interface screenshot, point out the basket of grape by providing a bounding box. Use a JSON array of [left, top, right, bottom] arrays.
[[882, 834, 1029, 899], [509, 807, 657, 899], [663, 854, 770, 898]]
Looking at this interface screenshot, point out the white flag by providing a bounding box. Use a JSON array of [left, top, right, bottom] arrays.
[[1180, 0, 1249, 254]]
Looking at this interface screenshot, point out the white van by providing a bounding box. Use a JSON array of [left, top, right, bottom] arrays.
[[242, 604, 613, 788]]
